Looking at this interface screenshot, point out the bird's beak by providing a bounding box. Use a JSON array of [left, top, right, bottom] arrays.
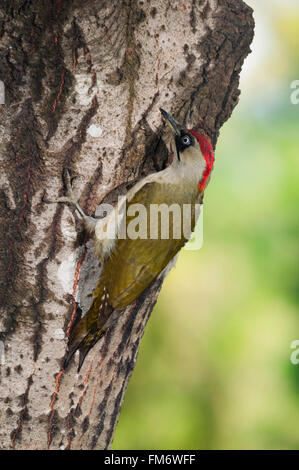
[[160, 108, 180, 136], [160, 108, 182, 161]]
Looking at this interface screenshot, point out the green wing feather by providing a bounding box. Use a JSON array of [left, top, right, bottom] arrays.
[[65, 180, 198, 370], [105, 181, 198, 308]]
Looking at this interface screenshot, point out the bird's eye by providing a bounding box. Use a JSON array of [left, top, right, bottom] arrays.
[[181, 135, 191, 146]]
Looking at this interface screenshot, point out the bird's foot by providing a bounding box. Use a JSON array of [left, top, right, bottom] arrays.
[[46, 169, 91, 223], [56, 169, 87, 218]]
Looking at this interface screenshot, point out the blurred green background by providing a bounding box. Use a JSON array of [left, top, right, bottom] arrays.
[[113, 0, 299, 449]]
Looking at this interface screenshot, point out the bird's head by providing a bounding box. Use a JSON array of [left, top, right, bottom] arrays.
[[160, 108, 215, 193]]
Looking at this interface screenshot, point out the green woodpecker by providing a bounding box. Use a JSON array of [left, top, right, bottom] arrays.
[[60, 109, 215, 371]]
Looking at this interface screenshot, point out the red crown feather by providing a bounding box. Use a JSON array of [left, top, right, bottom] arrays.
[[188, 130, 215, 192]]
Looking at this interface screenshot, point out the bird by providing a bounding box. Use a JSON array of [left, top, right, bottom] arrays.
[[58, 108, 215, 371]]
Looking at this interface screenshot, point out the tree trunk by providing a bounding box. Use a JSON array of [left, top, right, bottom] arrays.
[[0, 0, 254, 450]]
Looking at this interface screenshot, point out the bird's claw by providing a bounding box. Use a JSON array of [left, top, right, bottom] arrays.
[[62, 169, 79, 205], [46, 169, 87, 218], [63, 169, 75, 198]]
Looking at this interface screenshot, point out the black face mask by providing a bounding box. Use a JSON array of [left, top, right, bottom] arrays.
[[175, 133, 194, 160]]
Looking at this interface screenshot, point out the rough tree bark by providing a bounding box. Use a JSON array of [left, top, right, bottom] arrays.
[[0, 0, 254, 450]]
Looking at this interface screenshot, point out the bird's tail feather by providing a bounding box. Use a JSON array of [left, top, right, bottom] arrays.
[[63, 281, 113, 371], [77, 328, 104, 372]]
